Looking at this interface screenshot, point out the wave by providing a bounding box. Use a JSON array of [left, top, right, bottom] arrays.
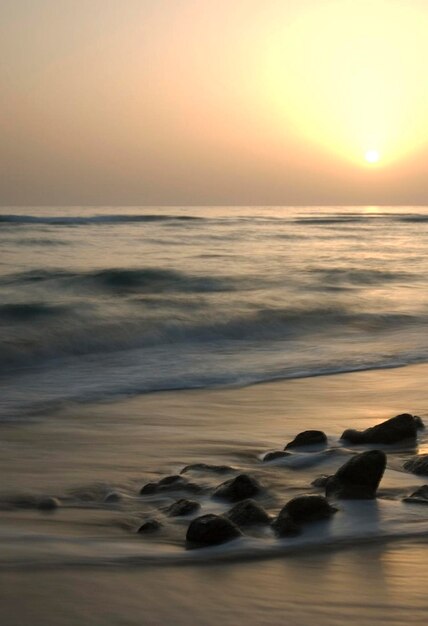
[[0, 213, 202, 226], [0, 267, 247, 294], [310, 267, 415, 286], [0, 302, 70, 322], [0, 500, 427, 569], [0, 302, 423, 372]]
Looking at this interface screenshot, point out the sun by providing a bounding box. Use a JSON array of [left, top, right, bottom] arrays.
[[365, 150, 380, 164]]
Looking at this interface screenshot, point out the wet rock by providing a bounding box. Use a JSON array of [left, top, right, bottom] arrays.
[[104, 492, 121, 503], [226, 499, 270, 528], [285, 430, 328, 450], [262, 451, 291, 462], [186, 514, 242, 546], [140, 475, 201, 495], [272, 495, 336, 537], [166, 499, 201, 517], [341, 414, 419, 445], [326, 450, 386, 499], [280, 495, 337, 523], [180, 463, 234, 475], [403, 485, 428, 504], [271, 514, 301, 537], [37, 497, 60, 511], [403, 454, 428, 476], [414, 415, 425, 429], [311, 475, 331, 488], [137, 519, 162, 534], [213, 474, 262, 502]]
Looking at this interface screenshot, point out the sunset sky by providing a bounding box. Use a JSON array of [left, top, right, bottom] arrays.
[[2, 0, 428, 206]]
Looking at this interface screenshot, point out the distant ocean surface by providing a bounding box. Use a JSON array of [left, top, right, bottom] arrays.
[[1, 205, 427, 419]]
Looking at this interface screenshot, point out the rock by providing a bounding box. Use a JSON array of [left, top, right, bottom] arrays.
[[180, 463, 234, 475], [37, 497, 60, 511], [403, 454, 428, 476], [341, 414, 419, 445], [285, 430, 328, 450], [326, 450, 386, 499], [137, 519, 162, 534], [226, 499, 270, 527], [414, 415, 425, 429], [403, 485, 428, 504], [186, 514, 242, 546], [271, 513, 301, 537], [104, 492, 121, 503], [311, 475, 331, 488], [272, 495, 336, 537], [140, 475, 201, 495], [166, 499, 200, 517], [279, 495, 337, 523], [262, 451, 291, 462], [213, 474, 262, 502]]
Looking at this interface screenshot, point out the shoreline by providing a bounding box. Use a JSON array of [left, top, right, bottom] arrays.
[[0, 362, 427, 625]]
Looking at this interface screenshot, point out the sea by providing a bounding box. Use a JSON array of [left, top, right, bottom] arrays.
[[1, 206, 428, 625], [1, 205, 427, 420]]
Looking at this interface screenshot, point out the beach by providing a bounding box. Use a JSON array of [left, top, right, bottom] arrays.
[[1, 364, 427, 625]]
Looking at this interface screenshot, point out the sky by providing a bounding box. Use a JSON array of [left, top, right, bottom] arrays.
[[2, 0, 428, 206]]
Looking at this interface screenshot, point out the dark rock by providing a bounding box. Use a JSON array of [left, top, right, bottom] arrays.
[[414, 415, 425, 429], [140, 475, 201, 495], [137, 519, 162, 534], [278, 495, 337, 523], [326, 450, 386, 499], [166, 499, 200, 517], [180, 463, 234, 475], [213, 474, 262, 502], [311, 475, 331, 488], [226, 499, 270, 527], [341, 414, 418, 445], [104, 492, 121, 503], [403, 485, 428, 504], [403, 454, 428, 476], [262, 451, 291, 462], [285, 430, 328, 450], [272, 514, 301, 537], [37, 497, 60, 511], [186, 514, 242, 546]]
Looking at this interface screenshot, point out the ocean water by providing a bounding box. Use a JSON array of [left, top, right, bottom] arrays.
[[0, 205, 427, 419], [1, 207, 428, 624]]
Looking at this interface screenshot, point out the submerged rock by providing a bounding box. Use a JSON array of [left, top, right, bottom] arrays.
[[213, 474, 262, 502], [226, 499, 270, 528], [262, 451, 291, 462], [140, 475, 201, 495], [104, 492, 121, 503], [166, 499, 200, 517], [37, 497, 60, 511], [311, 475, 331, 488], [280, 495, 337, 523], [341, 414, 419, 445], [403, 485, 428, 504], [272, 495, 336, 536], [137, 519, 162, 534], [414, 415, 425, 429], [272, 514, 301, 537], [403, 454, 428, 476], [180, 463, 234, 475], [285, 430, 328, 450], [326, 450, 386, 499], [186, 514, 242, 546]]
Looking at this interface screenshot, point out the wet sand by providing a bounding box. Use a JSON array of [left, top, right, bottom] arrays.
[[0, 364, 427, 625]]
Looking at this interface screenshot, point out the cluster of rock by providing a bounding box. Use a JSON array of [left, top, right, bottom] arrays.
[[136, 412, 427, 547], [17, 412, 426, 548]]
